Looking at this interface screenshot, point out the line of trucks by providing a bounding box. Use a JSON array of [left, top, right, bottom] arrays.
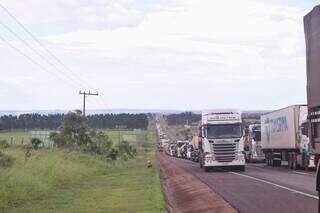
[[157, 5, 320, 176], [157, 107, 316, 172]]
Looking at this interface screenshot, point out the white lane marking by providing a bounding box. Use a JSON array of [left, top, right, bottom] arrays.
[[293, 171, 315, 177], [230, 172, 318, 200], [248, 164, 316, 177]]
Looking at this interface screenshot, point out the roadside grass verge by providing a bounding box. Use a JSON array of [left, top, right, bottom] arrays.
[[0, 128, 164, 213], [0, 148, 108, 210]]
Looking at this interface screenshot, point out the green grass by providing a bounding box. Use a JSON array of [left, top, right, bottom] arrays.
[[103, 130, 143, 144], [0, 128, 164, 213], [0, 131, 29, 145]]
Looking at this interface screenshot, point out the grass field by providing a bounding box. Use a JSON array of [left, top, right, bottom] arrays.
[[0, 130, 142, 146], [0, 126, 164, 213], [0, 131, 29, 145]]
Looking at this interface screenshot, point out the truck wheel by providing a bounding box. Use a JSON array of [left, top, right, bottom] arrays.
[[304, 155, 309, 171], [270, 156, 275, 167], [292, 153, 297, 170], [239, 166, 245, 172], [288, 153, 293, 169], [204, 167, 210, 172], [276, 159, 282, 167], [266, 153, 270, 166]]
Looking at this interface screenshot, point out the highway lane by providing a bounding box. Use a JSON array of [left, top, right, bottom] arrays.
[[169, 157, 318, 213]]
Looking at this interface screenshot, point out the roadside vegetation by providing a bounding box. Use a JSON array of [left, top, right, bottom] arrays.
[[0, 111, 164, 213]]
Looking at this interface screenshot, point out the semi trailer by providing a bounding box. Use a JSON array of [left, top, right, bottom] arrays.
[[304, 5, 320, 164], [199, 109, 245, 172], [261, 105, 315, 170]]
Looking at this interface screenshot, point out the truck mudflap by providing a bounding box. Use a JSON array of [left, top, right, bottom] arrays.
[[308, 155, 316, 168]]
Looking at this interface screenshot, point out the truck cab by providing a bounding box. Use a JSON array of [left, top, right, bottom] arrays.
[[199, 109, 245, 171], [242, 124, 265, 162], [176, 140, 188, 158]]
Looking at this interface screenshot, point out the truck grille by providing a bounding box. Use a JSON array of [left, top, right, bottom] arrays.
[[212, 143, 236, 162]]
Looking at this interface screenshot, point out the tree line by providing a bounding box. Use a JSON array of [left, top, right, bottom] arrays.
[[166, 112, 201, 126], [0, 113, 148, 130]]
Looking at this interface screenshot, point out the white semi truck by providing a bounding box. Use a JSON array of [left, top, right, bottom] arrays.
[[199, 109, 245, 171], [261, 105, 315, 170], [241, 124, 265, 162]]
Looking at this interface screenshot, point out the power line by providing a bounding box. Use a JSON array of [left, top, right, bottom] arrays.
[[0, 3, 96, 91], [0, 20, 86, 89], [0, 3, 109, 110], [0, 33, 78, 89]]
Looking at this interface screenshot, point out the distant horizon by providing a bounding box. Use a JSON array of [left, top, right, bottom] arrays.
[[0, 108, 272, 115]]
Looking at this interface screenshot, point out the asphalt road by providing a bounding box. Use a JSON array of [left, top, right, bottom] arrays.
[[170, 157, 318, 213]]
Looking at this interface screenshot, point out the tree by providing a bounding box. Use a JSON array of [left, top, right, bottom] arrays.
[[30, 138, 42, 149], [0, 113, 148, 130], [51, 111, 91, 147], [86, 131, 113, 155]]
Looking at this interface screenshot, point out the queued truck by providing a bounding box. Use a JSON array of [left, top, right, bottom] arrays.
[[241, 124, 265, 162], [261, 105, 315, 170], [199, 109, 245, 172], [304, 5, 320, 168]]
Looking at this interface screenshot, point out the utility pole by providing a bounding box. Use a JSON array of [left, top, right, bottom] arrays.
[[79, 90, 98, 116]]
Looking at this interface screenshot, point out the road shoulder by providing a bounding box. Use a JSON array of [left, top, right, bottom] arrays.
[[157, 152, 237, 213]]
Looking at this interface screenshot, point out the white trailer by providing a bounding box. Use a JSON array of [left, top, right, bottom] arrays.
[[199, 109, 245, 171], [261, 105, 315, 170]]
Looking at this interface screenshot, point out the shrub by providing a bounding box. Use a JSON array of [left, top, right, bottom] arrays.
[[0, 139, 9, 149], [108, 148, 118, 160], [86, 131, 113, 155], [31, 138, 42, 150], [50, 132, 67, 147], [122, 153, 129, 161], [0, 151, 13, 167], [118, 140, 136, 158]]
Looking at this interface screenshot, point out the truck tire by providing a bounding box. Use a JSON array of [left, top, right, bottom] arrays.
[[270, 156, 275, 167], [239, 166, 245, 172], [204, 167, 210, 172], [292, 153, 298, 170], [288, 153, 293, 169], [266, 153, 270, 166], [303, 154, 309, 171], [272, 152, 281, 167]]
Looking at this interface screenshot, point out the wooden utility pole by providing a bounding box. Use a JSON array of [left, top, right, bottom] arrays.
[[79, 90, 98, 116]]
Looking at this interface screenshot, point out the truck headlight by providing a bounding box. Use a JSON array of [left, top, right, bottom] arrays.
[[236, 152, 244, 160], [205, 154, 213, 161]]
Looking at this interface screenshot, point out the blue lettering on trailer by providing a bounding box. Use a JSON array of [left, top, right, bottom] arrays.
[[265, 116, 288, 143]]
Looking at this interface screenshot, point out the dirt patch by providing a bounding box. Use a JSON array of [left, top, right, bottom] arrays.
[[157, 153, 237, 213]]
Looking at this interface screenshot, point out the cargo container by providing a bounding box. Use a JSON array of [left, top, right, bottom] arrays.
[[304, 5, 320, 159], [261, 105, 315, 169]]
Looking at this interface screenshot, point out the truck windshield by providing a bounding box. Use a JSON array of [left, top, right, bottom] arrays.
[[252, 130, 261, 141], [206, 124, 241, 139]]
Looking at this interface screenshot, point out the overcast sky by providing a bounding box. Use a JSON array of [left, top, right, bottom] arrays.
[[0, 0, 318, 111]]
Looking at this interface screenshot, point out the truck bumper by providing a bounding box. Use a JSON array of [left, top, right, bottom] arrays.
[[203, 158, 245, 167]]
